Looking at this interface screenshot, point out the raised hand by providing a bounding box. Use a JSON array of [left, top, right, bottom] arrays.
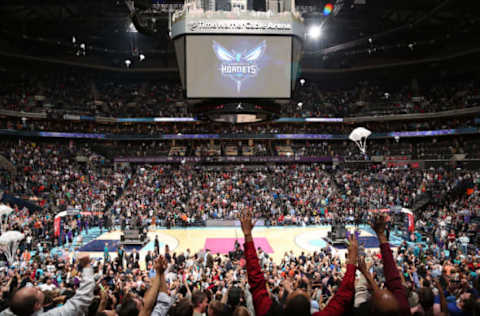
[[282, 279, 293, 294], [346, 234, 358, 265], [357, 256, 369, 275], [371, 215, 387, 235], [239, 208, 257, 240], [124, 283, 132, 294], [154, 256, 168, 274], [99, 288, 108, 302]]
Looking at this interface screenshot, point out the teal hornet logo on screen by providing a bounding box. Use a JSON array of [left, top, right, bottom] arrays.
[[212, 40, 267, 93]]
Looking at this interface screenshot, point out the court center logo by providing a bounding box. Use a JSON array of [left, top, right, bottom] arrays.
[[212, 40, 266, 93]]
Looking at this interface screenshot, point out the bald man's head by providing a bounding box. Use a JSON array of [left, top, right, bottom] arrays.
[[371, 289, 401, 316], [10, 287, 44, 316]]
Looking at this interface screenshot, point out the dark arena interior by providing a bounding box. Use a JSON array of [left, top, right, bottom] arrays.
[[0, 0, 479, 316]]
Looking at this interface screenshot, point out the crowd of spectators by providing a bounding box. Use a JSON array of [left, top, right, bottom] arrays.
[[2, 54, 480, 316], [0, 72, 186, 118], [2, 139, 480, 236], [108, 163, 480, 233], [0, 139, 129, 216], [0, 204, 478, 316], [284, 79, 480, 118], [0, 138, 479, 316], [1, 71, 479, 118]]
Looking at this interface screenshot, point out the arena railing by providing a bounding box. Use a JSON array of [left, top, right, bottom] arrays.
[[0, 127, 478, 141], [1, 105, 480, 123]]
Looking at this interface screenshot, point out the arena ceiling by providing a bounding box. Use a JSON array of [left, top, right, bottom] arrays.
[[0, 0, 479, 70]]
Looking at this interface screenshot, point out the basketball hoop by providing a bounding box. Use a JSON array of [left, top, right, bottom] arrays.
[[348, 127, 372, 154]]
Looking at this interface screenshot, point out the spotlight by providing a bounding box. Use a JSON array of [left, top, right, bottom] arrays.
[[125, 59, 132, 67], [139, 54, 145, 61], [308, 25, 322, 39], [299, 78, 306, 86], [80, 43, 85, 50]]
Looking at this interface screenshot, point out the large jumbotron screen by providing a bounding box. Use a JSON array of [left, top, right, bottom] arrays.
[[186, 35, 292, 99]]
